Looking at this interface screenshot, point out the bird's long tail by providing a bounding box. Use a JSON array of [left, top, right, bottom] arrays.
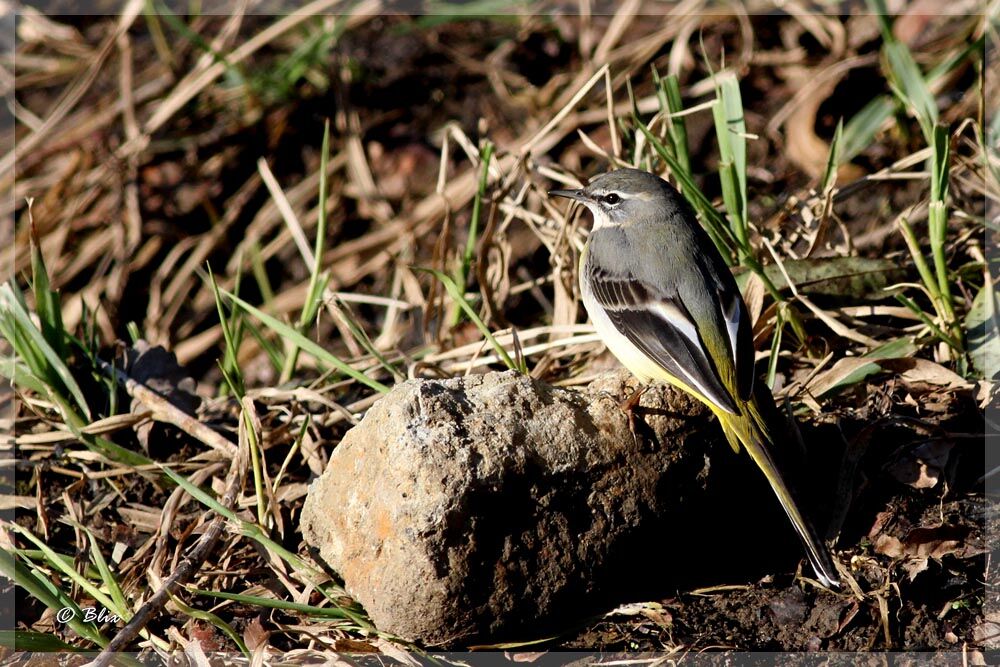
[[715, 387, 841, 589]]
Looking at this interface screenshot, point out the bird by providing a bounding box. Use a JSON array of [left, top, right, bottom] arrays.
[[550, 167, 841, 589]]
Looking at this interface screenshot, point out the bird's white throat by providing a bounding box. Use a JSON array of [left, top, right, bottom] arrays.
[[582, 203, 616, 230]]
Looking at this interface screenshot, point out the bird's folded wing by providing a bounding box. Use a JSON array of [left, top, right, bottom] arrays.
[[718, 284, 755, 401], [589, 266, 740, 415]]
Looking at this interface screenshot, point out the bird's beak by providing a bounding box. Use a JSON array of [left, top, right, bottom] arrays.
[[548, 188, 588, 203]]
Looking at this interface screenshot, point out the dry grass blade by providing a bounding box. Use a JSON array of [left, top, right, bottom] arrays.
[[0, 0, 144, 178], [144, 0, 370, 135], [522, 64, 610, 156], [258, 158, 315, 267]]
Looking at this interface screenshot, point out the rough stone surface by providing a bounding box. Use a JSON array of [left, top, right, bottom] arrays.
[[301, 369, 717, 644]]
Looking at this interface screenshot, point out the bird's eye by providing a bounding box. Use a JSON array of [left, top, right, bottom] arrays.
[[602, 193, 621, 205]]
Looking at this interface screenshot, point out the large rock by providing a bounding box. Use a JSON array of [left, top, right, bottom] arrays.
[[301, 369, 719, 644]]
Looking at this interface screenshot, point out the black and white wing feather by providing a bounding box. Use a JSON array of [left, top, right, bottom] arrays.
[[587, 263, 741, 415]]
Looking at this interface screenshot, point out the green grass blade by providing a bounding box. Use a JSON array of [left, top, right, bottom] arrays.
[[9, 526, 120, 616], [223, 289, 390, 393], [842, 95, 895, 162], [822, 118, 844, 192], [2, 630, 80, 652], [882, 42, 939, 142], [0, 282, 91, 420], [0, 358, 51, 395], [966, 281, 1000, 380], [283, 120, 335, 381], [83, 528, 130, 618], [207, 265, 246, 397], [816, 337, 918, 396], [894, 294, 963, 351], [870, 0, 937, 143], [168, 592, 249, 657], [928, 124, 956, 331], [0, 548, 107, 647], [652, 66, 691, 174], [842, 30, 981, 162], [248, 240, 276, 306], [29, 217, 66, 361], [159, 464, 238, 521], [302, 119, 333, 328], [242, 315, 284, 373], [452, 140, 495, 326], [190, 589, 355, 618], [158, 465, 374, 629], [712, 71, 749, 247], [86, 434, 153, 468], [330, 297, 404, 381], [152, 0, 245, 87], [416, 267, 520, 372], [896, 213, 942, 303]]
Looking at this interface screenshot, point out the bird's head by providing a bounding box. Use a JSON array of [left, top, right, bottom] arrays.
[[549, 168, 677, 230]]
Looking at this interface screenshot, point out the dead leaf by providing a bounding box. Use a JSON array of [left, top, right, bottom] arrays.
[[184, 635, 212, 667], [17, 8, 85, 47], [768, 589, 808, 625], [875, 525, 970, 581], [879, 358, 973, 391], [902, 557, 929, 581], [189, 621, 225, 653], [976, 380, 996, 410], [372, 637, 421, 665], [369, 140, 439, 200], [243, 617, 269, 652], [742, 272, 766, 328], [506, 652, 549, 662], [607, 601, 673, 628], [641, 605, 673, 628], [972, 611, 1000, 648], [893, 0, 942, 44], [966, 283, 999, 380], [784, 78, 839, 180], [867, 509, 894, 539], [874, 534, 904, 558], [804, 340, 957, 399], [904, 526, 968, 560], [835, 601, 861, 635], [734, 256, 904, 300], [886, 440, 955, 489], [333, 638, 378, 653]]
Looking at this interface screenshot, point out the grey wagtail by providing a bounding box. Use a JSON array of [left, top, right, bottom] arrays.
[[550, 168, 840, 589]]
